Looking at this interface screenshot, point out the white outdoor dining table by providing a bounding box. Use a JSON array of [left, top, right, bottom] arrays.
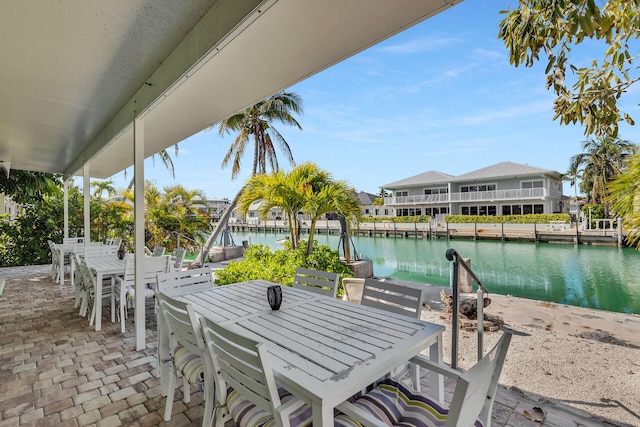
[[160, 279, 445, 427], [84, 255, 126, 331]]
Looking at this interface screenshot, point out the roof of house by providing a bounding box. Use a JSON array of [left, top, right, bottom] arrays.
[[382, 170, 455, 189], [356, 191, 379, 205], [382, 162, 564, 189], [455, 161, 562, 181]]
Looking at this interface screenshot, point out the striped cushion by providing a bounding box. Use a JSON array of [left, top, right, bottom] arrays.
[[174, 346, 204, 386], [227, 387, 313, 427], [335, 379, 484, 427]]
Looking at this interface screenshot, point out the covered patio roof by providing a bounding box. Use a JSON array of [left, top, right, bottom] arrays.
[[1, 0, 461, 180]]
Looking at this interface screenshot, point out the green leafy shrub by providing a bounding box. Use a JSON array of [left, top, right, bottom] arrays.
[[445, 214, 571, 224], [214, 241, 353, 296]]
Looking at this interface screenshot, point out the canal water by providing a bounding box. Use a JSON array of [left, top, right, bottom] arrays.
[[231, 230, 640, 315]]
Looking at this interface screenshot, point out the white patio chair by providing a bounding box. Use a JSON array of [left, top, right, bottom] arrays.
[[361, 278, 424, 389], [75, 255, 116, 325], [170, 248, 187, 271], [82, 243, 118, 258], [335, 331, 513, 427], [157, 292, 214, 426], [199, 316, 314, 427], [152, 245, 166, 256], [63, 237, 84, 244], [47, 240, 61, 281], [292, 267, 339, 298], [156, 267, 213, 298], [116, 254, 172, 333]]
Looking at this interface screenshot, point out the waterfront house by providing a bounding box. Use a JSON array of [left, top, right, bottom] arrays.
[[356, 191, 385, 217], [382, 161, 568, 218]]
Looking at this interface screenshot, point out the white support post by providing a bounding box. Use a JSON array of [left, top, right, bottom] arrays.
[[83, 165, 90, 243], [134, 114, 146, 351], [63, 180, 69, 239]]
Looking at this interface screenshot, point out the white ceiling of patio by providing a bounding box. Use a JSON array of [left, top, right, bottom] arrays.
[[0, 0, 461, 180]]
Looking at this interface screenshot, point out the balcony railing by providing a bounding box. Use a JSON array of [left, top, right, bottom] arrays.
[[385, 188, 547, 206]]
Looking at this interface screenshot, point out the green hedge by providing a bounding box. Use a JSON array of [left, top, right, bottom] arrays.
[[445, 214, 571, 224], [360, 214, 571, 224]]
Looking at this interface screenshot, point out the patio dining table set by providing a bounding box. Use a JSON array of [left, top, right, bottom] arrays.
[[154, 268, 512, 427], [48, 238, 182, 332]]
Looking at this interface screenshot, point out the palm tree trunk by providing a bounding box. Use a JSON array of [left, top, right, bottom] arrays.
[[306, 218, 318, 255], [193, 187, 244, 267]]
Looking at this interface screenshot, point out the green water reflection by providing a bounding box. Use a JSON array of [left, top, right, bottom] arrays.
[[232, 231, 640, 314]]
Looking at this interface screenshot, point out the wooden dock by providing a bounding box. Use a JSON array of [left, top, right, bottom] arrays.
[[227, 219, 624, 246]]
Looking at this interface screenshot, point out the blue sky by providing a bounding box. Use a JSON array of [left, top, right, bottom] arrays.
[[105, 0, 640, 199]]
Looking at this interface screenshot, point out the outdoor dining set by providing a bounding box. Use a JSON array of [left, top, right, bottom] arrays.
[[46, 239, 512, 427]]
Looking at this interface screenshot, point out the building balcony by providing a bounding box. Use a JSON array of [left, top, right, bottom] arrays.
[[385, 188, 548, 206]]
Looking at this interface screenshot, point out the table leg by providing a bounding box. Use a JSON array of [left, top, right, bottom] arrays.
[[111, 276, 116, 324], [59, 250, 65, 285], [429, 334, 444, 403], [95, 272, 103, 331], [311, 401, 332, 427]]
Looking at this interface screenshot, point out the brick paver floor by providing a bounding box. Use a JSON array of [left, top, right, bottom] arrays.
[[0, 265, 625, 426]]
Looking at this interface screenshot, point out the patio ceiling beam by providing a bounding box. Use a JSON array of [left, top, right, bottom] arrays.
[[63, 0, 265, 180]]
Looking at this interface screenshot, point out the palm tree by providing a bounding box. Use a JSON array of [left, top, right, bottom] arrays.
[[238, 163, 361, 255], [303, 179, 361, 256], [565, 163, 582, 199], [194, 92, 303, 266], [216, 91, 303, 178], [91, 180, 116, 199], [607, 153, 640, 249], [568, 136, 637, 211]]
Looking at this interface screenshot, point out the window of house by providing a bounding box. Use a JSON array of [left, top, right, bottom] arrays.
[[365, 209, 370, 215], [534, 204, 544, 214], [522, 180, 543, 189], [396, 191, 408, 197], [512, 205, 522, 214], [523, 204, 533, 214], [488, 206, 497, 216], [384, 209, 389, 215], [502, 206, 511, 215], [424, 187, 448, 195], [460, 184, 496, 192], [462, 207, 469, 215]]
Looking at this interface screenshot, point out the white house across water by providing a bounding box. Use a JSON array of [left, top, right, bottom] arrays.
[[382, 161, 568, 218]]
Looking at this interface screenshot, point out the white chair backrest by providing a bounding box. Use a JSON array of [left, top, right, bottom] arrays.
[[170, 248, 187, 271], [157, 268, 214, 297], [83, 243, 118, 258], [152, 245, 166, 256], [121, 254, 172, 285], [76, 255, 96, 289], [63, 237, 84, 244], [444, 332, 512, 427], [199, 316, 285, 423], [361, 278, 423, 318], [293, 267, 339, 298], [157, 293, 204, 356]]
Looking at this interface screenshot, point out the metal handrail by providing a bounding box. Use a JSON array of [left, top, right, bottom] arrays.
[[445, 248, 489, 369], [169, 231, 205, 265]]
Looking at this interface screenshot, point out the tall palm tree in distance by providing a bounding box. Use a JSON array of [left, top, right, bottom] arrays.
[[217, 91, 303, 178], [194, 91, 303, 266], [568, 135, 637, 209]]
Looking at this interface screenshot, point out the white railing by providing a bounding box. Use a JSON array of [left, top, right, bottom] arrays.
[[385, 188, 547, 205]]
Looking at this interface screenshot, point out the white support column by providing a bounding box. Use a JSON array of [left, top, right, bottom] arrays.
[[83, 165, 91, 243], [63, 180, 69, 239], [133, 114, 146, 351]]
